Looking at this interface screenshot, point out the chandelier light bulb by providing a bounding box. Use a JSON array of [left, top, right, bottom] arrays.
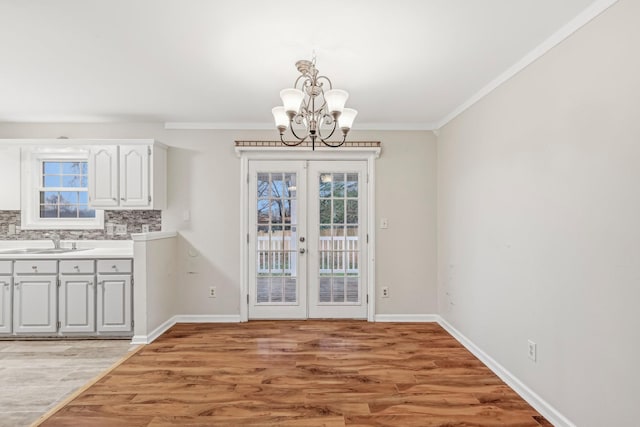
[[272, 106, 289, 131], [280, 89, 304, 116], [324, 89, 349, 115], [338, 108, 358, 131]]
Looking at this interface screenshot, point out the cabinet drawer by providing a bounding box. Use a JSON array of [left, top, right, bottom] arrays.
[[97, 259, 132, 274], [0, 260, 12, 275], [60, 260, 95, 274], [14, 260, 57, 275]]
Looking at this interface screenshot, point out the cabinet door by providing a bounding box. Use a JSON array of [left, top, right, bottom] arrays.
[[119, 145, 150, 208], [13, 275, 57, 334], [89, 146, 119, 207], [59, 275, 95, 333], [0, 277, 12, 334], [97, 274, 131, 332]]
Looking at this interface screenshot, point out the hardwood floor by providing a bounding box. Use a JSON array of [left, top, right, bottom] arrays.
[[38, 321, 549, 426]]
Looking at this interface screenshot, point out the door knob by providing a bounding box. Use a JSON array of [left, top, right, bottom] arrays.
[[299, 237, 305, 242], [299, 248, 306, 254]]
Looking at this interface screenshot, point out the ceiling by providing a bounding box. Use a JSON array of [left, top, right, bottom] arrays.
[[0, 0, 608, 129]]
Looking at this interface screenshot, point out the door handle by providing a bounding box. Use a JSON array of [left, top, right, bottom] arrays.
[[299, 248, 306, 254]]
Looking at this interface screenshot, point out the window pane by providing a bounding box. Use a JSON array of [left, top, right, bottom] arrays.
[[257, 173, 270, 198], [78, 206, 95, 218], [333, 174, 345, 197], [62, 162, 82, 174], [41, 191, 59, 204], [320, 200, 331, 224], [333, 199, 344, 224], [346, 173, 358, 197], [270, 200, 283, 223], [271, 173, 284, 198], [347, 200, 358, 224], [319, 174, 332, 197], [319, 277, 331, 302], [40, 205, 57, 218], [60, 191, 78, 204], [80, 176, 88, 187], [284, 173, 296, 198], [78, 192, 89, 204], [59, 205, 77, 218], [62, 175, 82, 187], [43, 162, 60, 174], [257, 199, 269, 224], [43, 175, 60, 187]]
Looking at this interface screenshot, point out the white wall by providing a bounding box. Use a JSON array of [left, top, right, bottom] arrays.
[[0, 125, 438, 318], [438, 0, 639, 425], [133, 232, 178, 340]]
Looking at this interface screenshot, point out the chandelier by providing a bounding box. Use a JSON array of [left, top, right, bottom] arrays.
[[272, 56, 357, 150]]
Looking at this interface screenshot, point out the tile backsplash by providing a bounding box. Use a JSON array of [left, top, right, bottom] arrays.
[[0, 210, 161, 240]]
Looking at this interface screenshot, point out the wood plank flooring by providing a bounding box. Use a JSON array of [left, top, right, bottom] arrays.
[[38, 321, 549, 426]]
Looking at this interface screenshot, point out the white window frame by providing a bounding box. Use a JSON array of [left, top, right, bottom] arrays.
[[21, 147, 104, 230]]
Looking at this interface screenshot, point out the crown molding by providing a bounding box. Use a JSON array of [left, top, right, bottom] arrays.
[[164, 121, 437, 131], [435, 0, 620, 130]]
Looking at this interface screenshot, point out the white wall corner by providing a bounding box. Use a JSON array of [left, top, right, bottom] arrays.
[[437, 317, 576, 427], [130, 316, 177, 345]]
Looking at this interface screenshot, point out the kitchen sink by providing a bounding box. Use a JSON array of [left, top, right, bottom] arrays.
[[0, 248, 91, 255], [36, 248, 91, 254]]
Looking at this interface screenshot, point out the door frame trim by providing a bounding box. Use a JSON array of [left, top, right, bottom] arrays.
[[237, 145, 380, 322]]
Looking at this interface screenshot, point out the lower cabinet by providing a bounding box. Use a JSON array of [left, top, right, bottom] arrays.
[[59, 274, 96, 333], [0, 257, 132, 337], [97, 274, 132, 333], [13, 275, 58, 334], [0, 275, 12, 334]]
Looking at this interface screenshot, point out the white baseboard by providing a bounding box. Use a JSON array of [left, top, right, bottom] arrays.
[[438, 317, 575, 427], [130, 314, 241, 344], [374, 314, 440, 322], [173, 314, 242, 323]]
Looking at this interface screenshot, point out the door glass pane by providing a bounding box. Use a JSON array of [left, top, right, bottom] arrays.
[[317, 172, 360, 304], [256, 172, 298, 304]]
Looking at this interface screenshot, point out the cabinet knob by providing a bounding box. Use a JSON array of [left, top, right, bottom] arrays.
[[74, 265, 80, 270], [121, 197, 125, 201], [112, 197, 117, 201]]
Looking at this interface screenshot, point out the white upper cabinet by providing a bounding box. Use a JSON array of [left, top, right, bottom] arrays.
[[0, 146, 21, 210], [119, 145, 150, 208], [88, 146, 119, 207], [88, 140, 167, 210]]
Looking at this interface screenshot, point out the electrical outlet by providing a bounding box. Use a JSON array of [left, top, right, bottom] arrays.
[[141, 224, 150, 233], [381, 286, 389, 298], [209, 286, 217, 298], [115, 224, 127, 235], [528, 340, 537, 362], [105, 223, 115, 236]]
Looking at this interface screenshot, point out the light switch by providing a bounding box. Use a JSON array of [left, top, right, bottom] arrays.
[[380, 218, 389, 229]]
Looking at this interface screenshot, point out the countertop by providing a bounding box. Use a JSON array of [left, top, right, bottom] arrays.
[[0, 240, 133, 259]]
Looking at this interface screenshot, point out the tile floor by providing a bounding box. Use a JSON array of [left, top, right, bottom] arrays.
[[0, 339, 135, 427]]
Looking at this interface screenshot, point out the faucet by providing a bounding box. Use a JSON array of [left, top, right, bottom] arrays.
[[49, 233, 61, 249]]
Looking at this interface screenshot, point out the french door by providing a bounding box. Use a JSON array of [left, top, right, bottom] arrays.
[[248, 160, 368, 319]]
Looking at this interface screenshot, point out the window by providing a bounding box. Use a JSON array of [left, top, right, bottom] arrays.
[[40, 161, 95, 219], [21, 148, 104, 230]]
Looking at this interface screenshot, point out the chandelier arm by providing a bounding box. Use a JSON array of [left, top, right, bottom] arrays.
[[288, 122, 308, 142], [316, 75, 333, 90], [320, 133, 347, 148], [279, 133, 305, 147], [317, 119, 338, 143]]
